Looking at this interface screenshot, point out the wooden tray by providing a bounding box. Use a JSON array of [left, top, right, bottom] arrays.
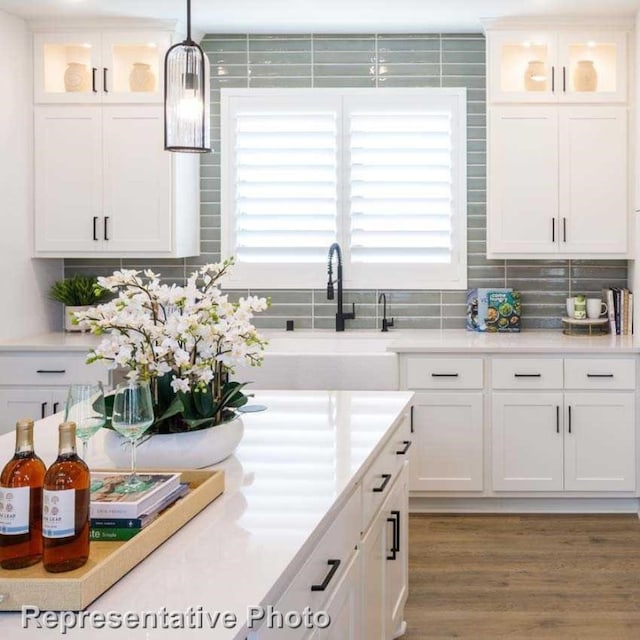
[[0, 469, 224, 611]]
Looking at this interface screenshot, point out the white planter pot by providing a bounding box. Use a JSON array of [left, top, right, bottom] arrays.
[[103, 416, 244, 469]]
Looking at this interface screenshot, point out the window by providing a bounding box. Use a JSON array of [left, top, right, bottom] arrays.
[[221, 88, 467, 289]]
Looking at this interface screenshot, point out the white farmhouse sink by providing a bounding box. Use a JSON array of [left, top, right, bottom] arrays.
[[236, 331, 398, 391]]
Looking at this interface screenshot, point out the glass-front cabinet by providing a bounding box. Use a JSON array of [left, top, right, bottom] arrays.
[[34, 31, 171, 103], [489, 30, 627, 103]]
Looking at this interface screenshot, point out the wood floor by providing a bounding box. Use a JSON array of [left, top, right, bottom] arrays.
[[403, 514, 640, 639]]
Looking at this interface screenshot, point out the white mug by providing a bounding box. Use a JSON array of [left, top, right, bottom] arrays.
[[586, 298, 608, 319], [566, 297, 575, 318]]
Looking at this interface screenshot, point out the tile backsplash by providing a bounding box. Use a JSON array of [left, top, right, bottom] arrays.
[[65, 33, 628, 330]]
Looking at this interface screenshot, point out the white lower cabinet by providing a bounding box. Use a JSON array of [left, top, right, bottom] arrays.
[[320, 551, 361, 640], [410, 393, 483, 491], [0, 351, 111, 435], [492, 393, 564, 491], [0, 388, 68, 434], [564, 393, 635, 491], [492, 392, 635, 492]]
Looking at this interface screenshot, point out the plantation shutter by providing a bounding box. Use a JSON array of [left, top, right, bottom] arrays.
[[346, 101, 456, 265], [231, 101, 339, 264]]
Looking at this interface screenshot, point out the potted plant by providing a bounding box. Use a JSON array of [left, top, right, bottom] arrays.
[[74, 259, 269, 468], [49, 274, 111, 332]]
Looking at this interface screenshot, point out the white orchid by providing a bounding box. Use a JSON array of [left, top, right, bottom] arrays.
[[76, 258, 269, 433]]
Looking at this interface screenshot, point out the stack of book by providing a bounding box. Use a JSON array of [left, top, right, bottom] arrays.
[[89, 472, 189, 541], [604, 288, 634, 336]]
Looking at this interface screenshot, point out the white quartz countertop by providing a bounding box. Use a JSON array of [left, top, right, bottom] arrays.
[[1, 329, 638, 354], [0, 389, 413, 639]]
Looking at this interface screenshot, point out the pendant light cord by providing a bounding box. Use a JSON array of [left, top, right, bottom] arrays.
[[186, 0, 194, 45]]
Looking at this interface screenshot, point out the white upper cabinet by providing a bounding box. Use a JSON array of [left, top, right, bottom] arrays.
[[488, 29, 627, 103], [488, 105, 628, 257], [34, 29, 171, 104]]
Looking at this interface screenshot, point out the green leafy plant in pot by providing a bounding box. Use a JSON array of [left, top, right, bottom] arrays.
[[49, 274, 110, 332]]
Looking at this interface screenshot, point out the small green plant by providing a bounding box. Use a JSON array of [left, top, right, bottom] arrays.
[[49, 275, 110, 306]]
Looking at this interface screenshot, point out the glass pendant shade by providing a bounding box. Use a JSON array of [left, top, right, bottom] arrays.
[[164, 41, 210, 152]]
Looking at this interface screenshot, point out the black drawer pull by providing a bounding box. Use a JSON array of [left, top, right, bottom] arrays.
[[514, 373, 541, 378], [396, 440, 412, 455], [311, 559, 340, 592], [93, 216, 99, 240], [41, 402, 47, 419], [373, 473, 392, 493], [387, 510, 401, 560], [103, 67, 109, 93], [53, 402, 60, 414], [586, 373, 614, 378], [92, 67, 97, 92], [431, 373, 459, 378], [36, 369, 66, 374]]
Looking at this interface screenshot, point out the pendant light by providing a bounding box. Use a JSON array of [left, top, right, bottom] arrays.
[[164, 0, 211, 152]]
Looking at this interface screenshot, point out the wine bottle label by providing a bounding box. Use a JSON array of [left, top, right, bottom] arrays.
[[0, 486, 30, 535], [43, 489, 76, 538]]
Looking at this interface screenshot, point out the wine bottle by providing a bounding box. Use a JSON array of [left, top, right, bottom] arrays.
[[43, 421, 90, 573], [0, 419, 46, 570]]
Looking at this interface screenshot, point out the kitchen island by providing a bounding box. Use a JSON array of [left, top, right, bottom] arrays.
[[0, 389, 413, 639]]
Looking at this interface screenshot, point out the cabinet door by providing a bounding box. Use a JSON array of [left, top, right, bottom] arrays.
[[488, 30, 558, 103], [385, 465, 408, 640], [0, 389, 56, 434], [34, 32, 102, 104], [564, 393, 635, 491], [320, 551, 361, 640], [487, 107, 559, 256], [360, 505, 387, 640], [492, 393, 563, 491], [34, 107, 103, 254], [101, 31, 170, 104], [410, 393, 483, 491], [559, 107, 627, 255], [102, 107, 173, 253], [557, 31, 627, 103]]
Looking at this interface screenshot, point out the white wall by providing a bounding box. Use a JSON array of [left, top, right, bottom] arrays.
[[0, 9, 61, 340]]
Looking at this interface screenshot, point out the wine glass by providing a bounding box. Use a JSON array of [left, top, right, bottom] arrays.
[[111, 381, 155, 494], [64, 383, 106, 462]]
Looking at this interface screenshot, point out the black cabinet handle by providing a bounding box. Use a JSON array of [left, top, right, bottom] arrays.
[[387, 516, 398, 560], [563, 217, 567, 242], [568, 405, 572, 434], [41, 402, 47, 419], [36, 369, 66, 374], [53, 402, 60, 414], [104, 216, 109, 241], [310, 559, 340, 592], [373, 474, 392, 493], [93, 216, 99, 241], [514, 373, 541, 378], [387, 510, 401, 560], [431, 373, 459, 378], [92, 67, 97, 92], [556, 405, 560, 434], [551, 218, 555, 242], [587, 373, 614, 378], [396, 440, 412, 455], [103, 68, 109, 93], [410, 406, 414, 434], [551, 66, 555, 92], [562, 66, 566, 92]]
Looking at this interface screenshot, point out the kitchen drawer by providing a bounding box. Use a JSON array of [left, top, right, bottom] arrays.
[[491, 358, 563, 389], [361, 418, 410, 532], [405, 357, 483, 390], [564, 358, 636, 390], [253, 486, 361, 639], [0, 353, 109, 387]]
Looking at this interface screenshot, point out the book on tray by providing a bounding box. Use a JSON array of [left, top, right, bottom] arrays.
[[89, 471, 182, 519], [90, 483, 189, 541]]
